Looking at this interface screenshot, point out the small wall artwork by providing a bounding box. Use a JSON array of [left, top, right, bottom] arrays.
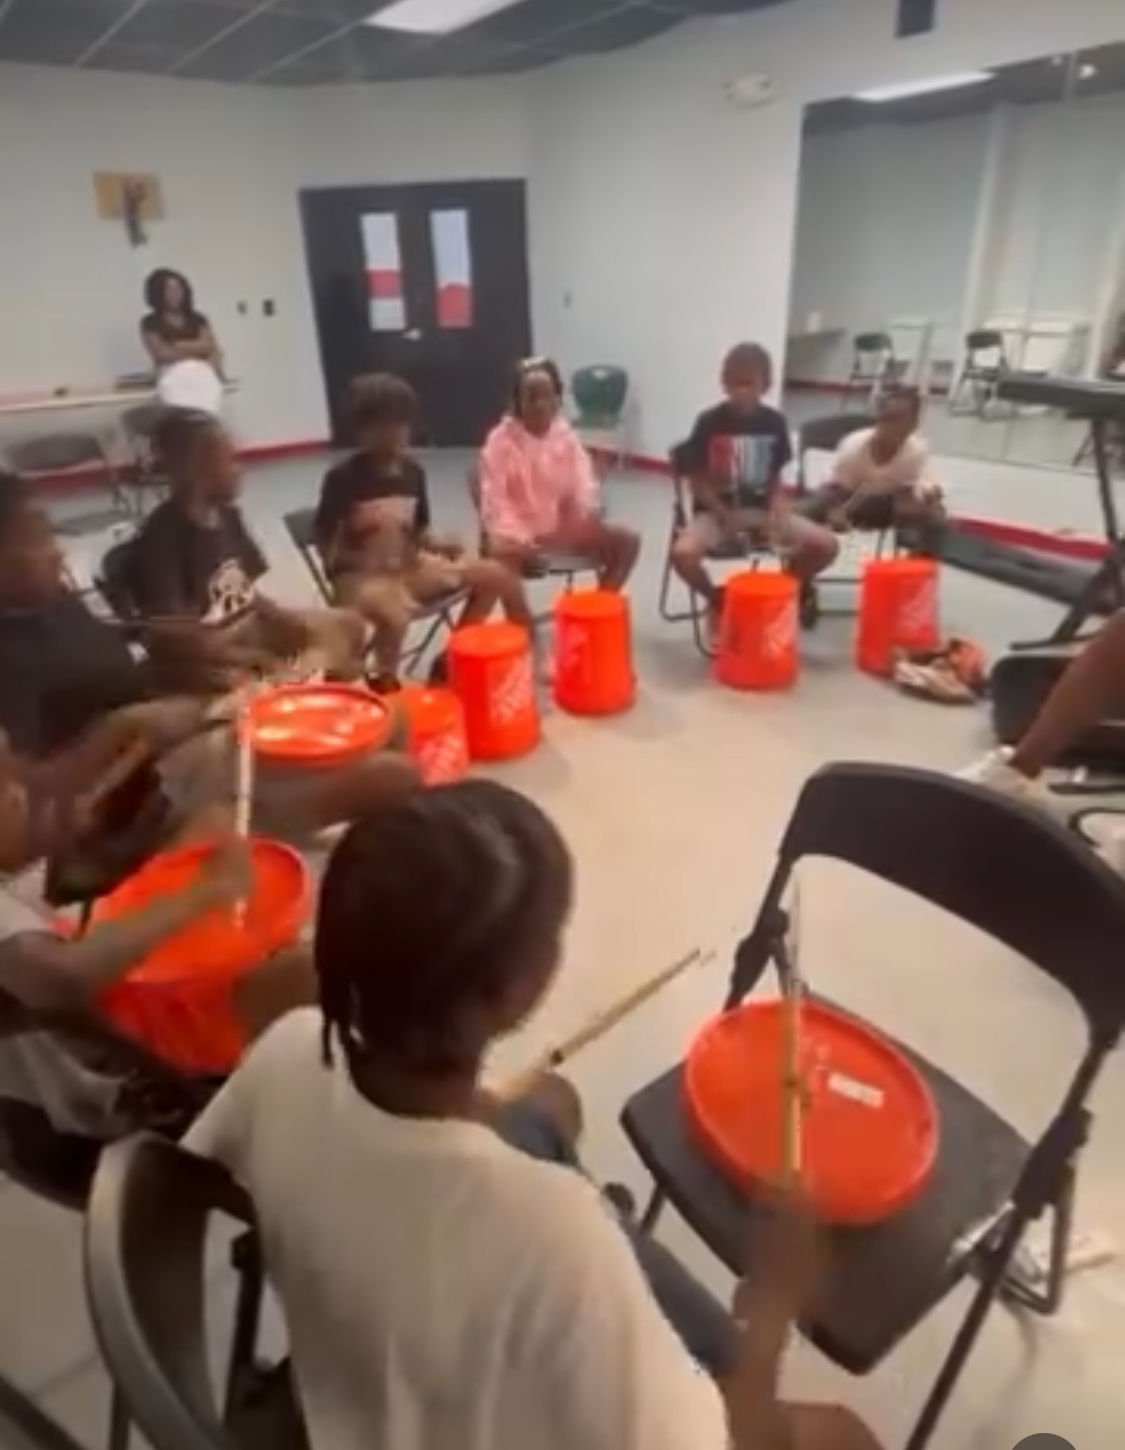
[[93, 171, 164, 247]]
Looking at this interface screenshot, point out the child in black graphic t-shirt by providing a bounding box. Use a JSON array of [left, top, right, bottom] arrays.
[[671, 343, 838, 634], [131, 410, 367, 687]]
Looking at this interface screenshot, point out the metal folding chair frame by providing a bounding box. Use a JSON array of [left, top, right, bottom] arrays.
[[283, 510, 467, 677]]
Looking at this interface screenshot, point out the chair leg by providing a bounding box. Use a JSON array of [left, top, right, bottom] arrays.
[[999, 1161, 1076, 1317], [105, 1386, 130, 1450], [638, 1186, 668, 1235], [402, 612, 449, 678], [224, 1231, 266, 1421], [0, 1371, 89, 1450], [905, 1205, 1034, 1450]]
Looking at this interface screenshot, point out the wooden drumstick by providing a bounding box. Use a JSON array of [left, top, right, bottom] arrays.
[[233, 686, 255, 926], [779, 880, 804, 1187], [499, 947, 713, 1099]]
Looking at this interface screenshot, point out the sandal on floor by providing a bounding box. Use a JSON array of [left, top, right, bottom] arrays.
[[893, 637, 988, 705]]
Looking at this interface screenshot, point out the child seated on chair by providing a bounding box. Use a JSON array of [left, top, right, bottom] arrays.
[[671, 343, 837, 637], [316, 374, 532, 692], [479, 357, 640, 590], [799, 388, 945, 556]]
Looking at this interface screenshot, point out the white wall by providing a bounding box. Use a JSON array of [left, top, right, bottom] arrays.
[[0, 65, 527, 449], [528, 0, 1125, 458]]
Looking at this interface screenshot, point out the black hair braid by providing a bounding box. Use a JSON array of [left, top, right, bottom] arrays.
[[316, 780, 572, 1075]]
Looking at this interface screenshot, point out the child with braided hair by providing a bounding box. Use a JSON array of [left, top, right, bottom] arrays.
[[188, 779, 881, 1450]]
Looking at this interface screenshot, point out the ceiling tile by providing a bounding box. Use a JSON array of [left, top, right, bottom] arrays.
[[0, 0, 135, 64], [112, 0, 242, 50], [268, 0, 382, 18], [459, 0, 619, 47], [174, 9, 339, 77], [551, 4, 677, 54], [452, 44, 563, 75]]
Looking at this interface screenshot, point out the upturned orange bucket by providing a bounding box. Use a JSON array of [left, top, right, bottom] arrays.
[[398, 684, 469, 784], [684, 997, 939, 1225], [553, 588, 635, 716], [94, 838, 311, 1074], [856, 556, 940, 676], [448, 621, 539, 762], [714, 569, 798, 691], [242, 682, 393, 765]]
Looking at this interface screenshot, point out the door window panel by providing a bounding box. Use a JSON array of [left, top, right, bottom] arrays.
[[361, 212, 405, 332], [430, 208, 473, 329]]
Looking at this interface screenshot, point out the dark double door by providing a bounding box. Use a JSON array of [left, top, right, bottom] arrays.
[[299, 180, 532, 447]]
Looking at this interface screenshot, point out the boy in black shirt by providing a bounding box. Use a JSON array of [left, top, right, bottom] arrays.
[[671, 343, 838, 634], [133, 410, 366, 683], [316, 374, 533, 690]]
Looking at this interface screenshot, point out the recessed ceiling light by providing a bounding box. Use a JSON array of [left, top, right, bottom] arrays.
[[364, 0, 526, 35], [854, 71, 994, 103]]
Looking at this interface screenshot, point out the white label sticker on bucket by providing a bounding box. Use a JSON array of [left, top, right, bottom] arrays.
[[827, 1072, 884, 1109]]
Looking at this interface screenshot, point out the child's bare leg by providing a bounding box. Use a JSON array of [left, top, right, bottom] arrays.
[[337, 575, 412, 682]]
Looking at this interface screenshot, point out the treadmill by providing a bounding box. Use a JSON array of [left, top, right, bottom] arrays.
[[989, 373, 1125, 765]]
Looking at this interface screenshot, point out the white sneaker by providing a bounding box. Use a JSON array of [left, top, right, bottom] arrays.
[[957, 748, 1070, 822]]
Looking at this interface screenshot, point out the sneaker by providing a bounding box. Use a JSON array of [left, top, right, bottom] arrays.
[[799, 583, 821, 630], [957, 749, 1070, 821]]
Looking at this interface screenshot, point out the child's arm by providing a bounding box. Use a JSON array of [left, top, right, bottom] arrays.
[[479, 430, 531, 544]]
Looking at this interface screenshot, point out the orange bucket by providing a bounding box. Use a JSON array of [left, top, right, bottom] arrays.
[[242, 682, 393, 765], [856, 556, 939, 676], [94, 838, 311, 1074], [448, 621, 539, 762], [714, 569, 798, 691], [553, 588, 635, 716], [398, 684, 469, 784], [684, 997, 938, 1225]]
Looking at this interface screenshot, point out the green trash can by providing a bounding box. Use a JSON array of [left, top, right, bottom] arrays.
[[571, 366, 628, 428]]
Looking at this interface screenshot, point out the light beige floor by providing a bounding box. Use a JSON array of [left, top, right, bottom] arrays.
[[8, 455, 1122, 1450]]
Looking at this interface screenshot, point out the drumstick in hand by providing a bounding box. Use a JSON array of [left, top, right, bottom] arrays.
[[233, 686, 255, 926]]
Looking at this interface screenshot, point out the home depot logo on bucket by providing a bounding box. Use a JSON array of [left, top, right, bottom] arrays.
[[896, 574, 938, 640], [763, 598, 798, 660], [417, 728, 469, 785], [489, 654, 534, 725], [557, 620, 590, 684]]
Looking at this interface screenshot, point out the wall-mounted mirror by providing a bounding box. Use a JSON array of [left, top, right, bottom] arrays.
[[785, 43, 1125, 481]]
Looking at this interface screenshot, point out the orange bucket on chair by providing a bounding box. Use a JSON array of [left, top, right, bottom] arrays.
[[856, 556, 940, 676], [684, 997, 939, 1226], [398, 684, 469, 784], [714, 569, 798, 691], [94, 838, 311, 1075], [449, 621, 539, 762], [553, 589, 635, 716]]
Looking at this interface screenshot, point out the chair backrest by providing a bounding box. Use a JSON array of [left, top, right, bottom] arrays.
[[571, 366, 628, 424], [120, 404, 167, 444], [283, 509, 331, 603], [799, 412, 875, 458], [771, 763, 1125, 1039], [966, 329, 1004, 354], [85, 1134, 255, 1450], [7, 432, 107, 475], [97, 535, 144, 621], [854, 331, 893, 356]]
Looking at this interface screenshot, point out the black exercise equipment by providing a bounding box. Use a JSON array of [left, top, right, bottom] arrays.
[[621, 762, 1125, 1450], [989, 373, 1125, 763]]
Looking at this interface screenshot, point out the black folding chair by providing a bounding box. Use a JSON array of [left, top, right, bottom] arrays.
[[841, 332, 897, 410], [466, 463, 598, 594], [282, 508, 467, 678], [657, 440, 775, 657], [948, 329, 1009, 417], [621, 763, 1125, 1450], [0, 987, 225, 1450], [85, 1134, 303, 1450], [118, 405, 169, 516], [6, 433, 133, 536]]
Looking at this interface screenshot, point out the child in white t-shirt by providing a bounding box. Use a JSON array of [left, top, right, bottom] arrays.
[[802, 388, 945, 554], [186, 779, 881, 1450]]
